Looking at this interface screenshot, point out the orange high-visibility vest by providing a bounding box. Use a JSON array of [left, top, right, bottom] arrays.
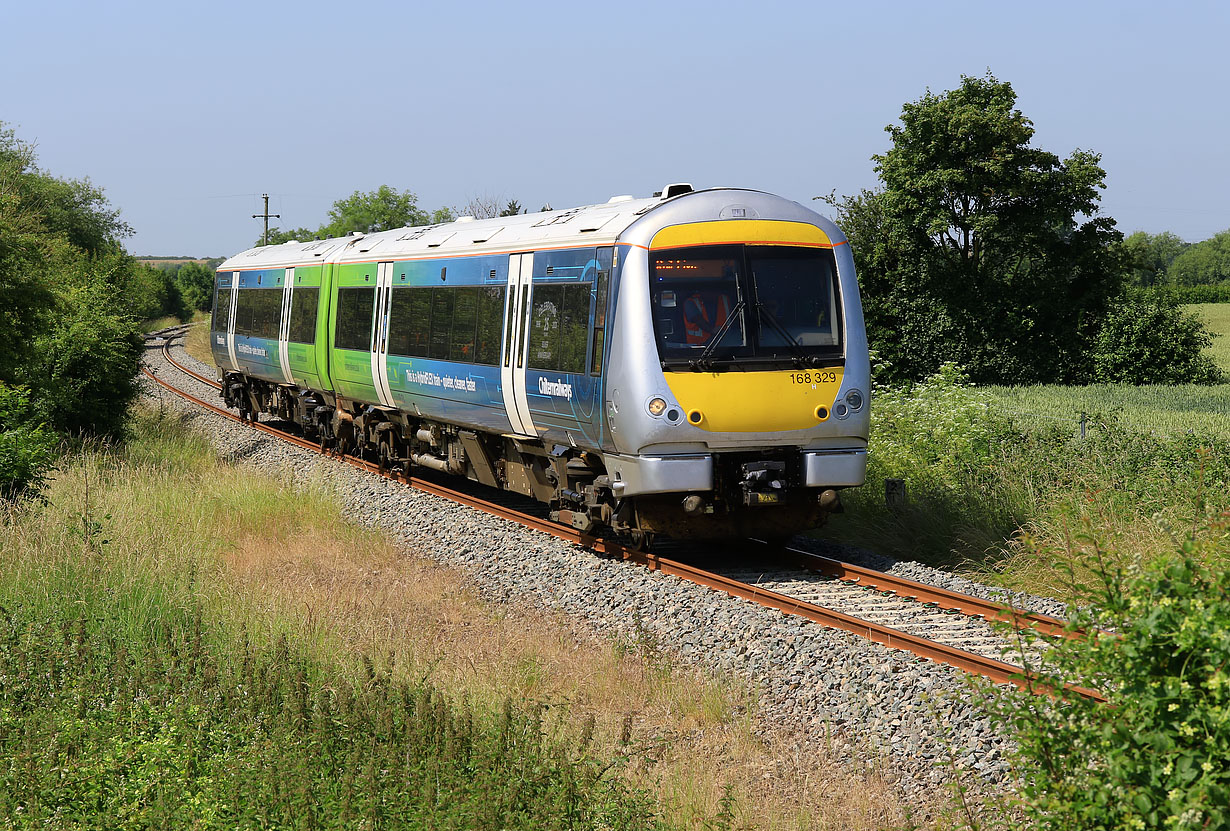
[[684, 293, 730, 345]]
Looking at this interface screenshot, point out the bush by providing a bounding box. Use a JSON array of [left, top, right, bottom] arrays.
[[0, 383, 57, 497], [1091, 295, 1223, 384], [985, 518, 1230, 830], [28, 268, 144, 437]]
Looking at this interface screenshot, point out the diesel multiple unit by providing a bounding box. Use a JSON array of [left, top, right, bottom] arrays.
[[210, 186, 870, 545]]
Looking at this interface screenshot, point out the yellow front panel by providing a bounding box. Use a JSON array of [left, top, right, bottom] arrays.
[[651, 219, 834, 250], [663, 368, 844, 433]]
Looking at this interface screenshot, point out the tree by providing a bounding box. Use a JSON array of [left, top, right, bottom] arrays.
[[1167, 230, 1230, 286], [1091, 294, 1222, 384], [321, 185, 436, 236], [499, 199, 524, 217], [256, 187, 455, 246], [833, 72, 1124, 384], [1122, 231, 1189, 287], [175, 261, 216, 312]]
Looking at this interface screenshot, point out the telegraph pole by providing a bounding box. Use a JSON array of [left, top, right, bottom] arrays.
[[252, 194, 280, 246]]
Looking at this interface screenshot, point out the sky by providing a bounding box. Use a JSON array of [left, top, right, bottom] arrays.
[[3, 0, 1227, 256]]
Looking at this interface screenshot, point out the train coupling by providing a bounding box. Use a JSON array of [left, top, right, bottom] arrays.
[[741, 461, 786, 507]]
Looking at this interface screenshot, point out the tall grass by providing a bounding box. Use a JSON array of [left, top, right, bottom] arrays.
[[0, 408, 931, 829], [824, 364, 1230, 600]]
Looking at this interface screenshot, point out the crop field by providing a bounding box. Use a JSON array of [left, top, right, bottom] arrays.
[[1189, 302, 1230, 372]]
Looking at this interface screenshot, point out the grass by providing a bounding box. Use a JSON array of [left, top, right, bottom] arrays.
[[182, 311, 214, 365], [1189, 302, 1230, 373], [0, 407, 938, 829], [820, 364, 1230, 602]]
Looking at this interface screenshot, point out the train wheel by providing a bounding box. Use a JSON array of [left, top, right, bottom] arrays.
[[628, 529, 655, 553]]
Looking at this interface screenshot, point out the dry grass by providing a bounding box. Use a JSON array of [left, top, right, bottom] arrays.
[[0, 409, 950, 829], [212, 484, 931, 829], [183, 312, 214, 365]]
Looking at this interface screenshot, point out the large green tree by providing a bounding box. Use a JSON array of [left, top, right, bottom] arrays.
[[834, 72, 1124, 384], [260, 186, 455, 246]]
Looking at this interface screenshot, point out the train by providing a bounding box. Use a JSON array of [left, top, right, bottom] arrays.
[[209, 185, 870, 546]]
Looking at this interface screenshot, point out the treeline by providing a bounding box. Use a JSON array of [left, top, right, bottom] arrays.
[[834, 72, 1222, 387], [0, 123, 177, 494], [1126, 229, 1230, 288]]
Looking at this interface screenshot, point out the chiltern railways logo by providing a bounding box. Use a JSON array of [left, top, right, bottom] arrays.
[[538, 377, 573, 400]]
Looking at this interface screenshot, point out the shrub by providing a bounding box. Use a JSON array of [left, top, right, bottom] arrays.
[[1091, 295, 1223, 385], [0, 383, 57, 497], [27, 267, 144, 437], [985, 517, 1230, 830]]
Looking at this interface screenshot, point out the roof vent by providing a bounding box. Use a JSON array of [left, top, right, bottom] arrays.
[[661, 183, 694, 199], [607, 194, 635, 203], [456, 216, 475, 223]]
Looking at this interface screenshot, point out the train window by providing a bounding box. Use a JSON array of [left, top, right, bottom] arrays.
[[288, 288, 319, 344], [387, 287, 430, 357], [589, 252, 611, 375], [533, 248, 597, 280], [559, 284, 590, 374], [528, 284, 563, 370], [428, 287, 455, 360], [213, 286, 232, 332], [475, 286, 504, 366], [450, 287, 479, 362], [335, 287, 375, 351], [234, 288, 281, 338], [747, 246, 840, 350]]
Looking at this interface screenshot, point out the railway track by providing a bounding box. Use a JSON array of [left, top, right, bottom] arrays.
[[142, 332, 1105, 703]]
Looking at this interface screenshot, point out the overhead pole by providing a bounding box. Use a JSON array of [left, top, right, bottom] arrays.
[[252, 194, 280, 246]]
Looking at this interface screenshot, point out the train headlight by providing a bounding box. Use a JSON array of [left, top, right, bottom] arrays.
[[647, 397, 668, 417], [834, 402, 849, 419], [846, 389, 864, 412]]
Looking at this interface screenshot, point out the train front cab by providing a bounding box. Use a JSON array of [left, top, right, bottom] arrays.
[[601, 195, 870, 541]]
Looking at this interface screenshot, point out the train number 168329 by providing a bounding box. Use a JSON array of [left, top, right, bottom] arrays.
[[790, 371, 837, 385]]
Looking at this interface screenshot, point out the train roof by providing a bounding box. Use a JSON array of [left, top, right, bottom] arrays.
[[218, 186, 841, 272], [221, 192, 664, 271]]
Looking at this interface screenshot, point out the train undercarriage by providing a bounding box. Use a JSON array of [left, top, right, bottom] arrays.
[[222, 372, 843, 547]]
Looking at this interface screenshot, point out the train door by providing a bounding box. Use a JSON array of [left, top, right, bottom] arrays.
[[226, 270, 240, 369], [501, 253, 536, 436], [369, 261, 396, 408], [276, 267, 295, 384]]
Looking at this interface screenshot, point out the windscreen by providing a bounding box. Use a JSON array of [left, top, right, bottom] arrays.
[[650, 244, 840, 367]]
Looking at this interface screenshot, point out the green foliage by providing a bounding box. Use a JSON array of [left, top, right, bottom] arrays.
[[1168, 230, 1230, 286], [985, 522, 1230, 830], [1156, 283, 1230, 304], [500, 199, 524, 217], [260, 187, 456, 247], [830, 364, 1230, 572], [27, 266, 144, 437], [1091, 295, 1223, 384], [173, 260, 217, 312], [0, 383, 57, 497], [834, 71, 1124, 385], [0, 601, 668, 828], [1123, 231, 1190, 287]]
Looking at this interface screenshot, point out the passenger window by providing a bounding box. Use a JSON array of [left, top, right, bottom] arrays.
[[559, 284, 590, 374], [589, 260, 609, 375], [528, 285, 563, 371], [288, 288, 319, 344], [428, 287, 455, 360], [475, 286, 504, 366], [234, 289, 255, 337], [213, 286, 232, 332], [335, 287, 375, 351], [450, 287, 478, 362]]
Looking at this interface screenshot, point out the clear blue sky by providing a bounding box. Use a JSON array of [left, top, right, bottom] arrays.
[[4, 0, 1227, 256]]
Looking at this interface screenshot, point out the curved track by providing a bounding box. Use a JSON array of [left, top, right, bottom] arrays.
[[142, 331, 1104, 702]]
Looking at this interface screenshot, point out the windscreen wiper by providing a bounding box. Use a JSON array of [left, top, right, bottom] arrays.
[[690, 299, 745, 371], [755, 300, 820, 367]]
